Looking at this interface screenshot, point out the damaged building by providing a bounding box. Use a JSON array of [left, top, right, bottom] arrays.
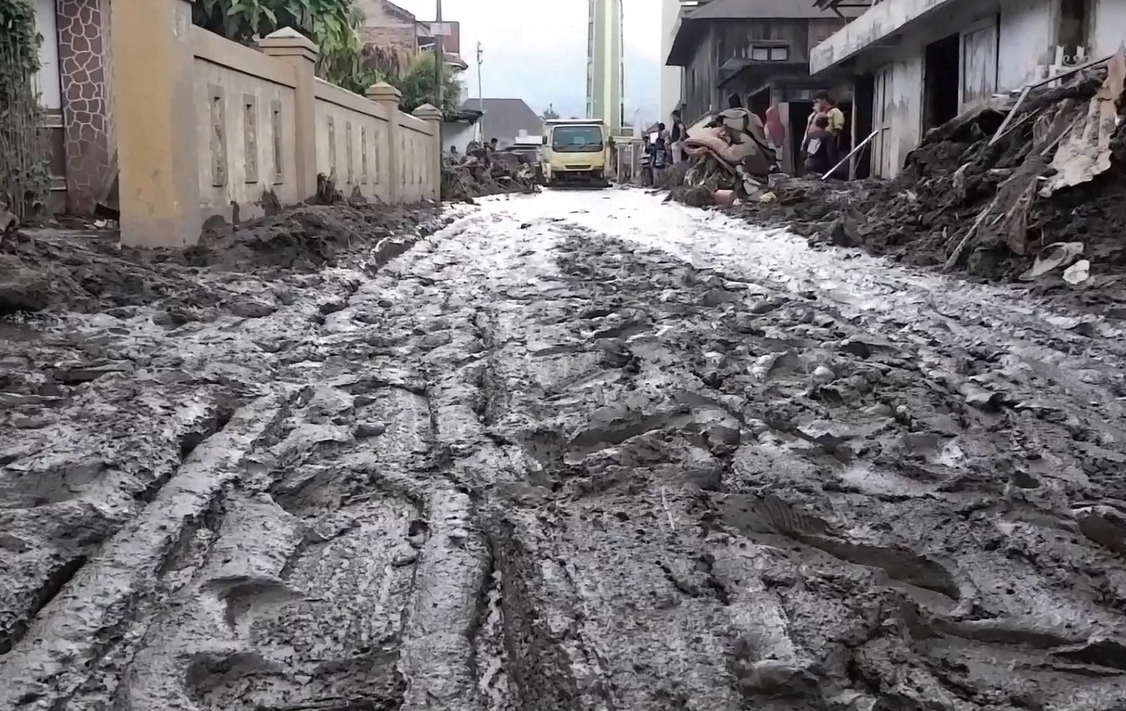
[[665, 0, 863, 174], [810, 0, 1126, 178]]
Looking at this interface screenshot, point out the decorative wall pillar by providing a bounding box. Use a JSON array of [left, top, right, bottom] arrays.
[[55, 0, 115, 214], [412, 103, 443, 202], [113, 0, 200, 247], [367, 82, 402, 204], [259, 28, 319, 201]]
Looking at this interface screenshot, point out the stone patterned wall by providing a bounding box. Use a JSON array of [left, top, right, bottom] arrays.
[[56, 0, 114, 214]]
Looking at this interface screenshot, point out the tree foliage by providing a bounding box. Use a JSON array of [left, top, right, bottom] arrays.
[[0, 0, 51, 221], [193, 0, 371, 94], [193, 0, 463, 115], [0, 0, 38, 73], [391, 52, 462, 116]]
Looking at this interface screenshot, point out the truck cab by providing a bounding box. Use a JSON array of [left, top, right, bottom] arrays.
[[541, 119, 610, 187]]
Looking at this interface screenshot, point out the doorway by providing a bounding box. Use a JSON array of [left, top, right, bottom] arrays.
[[788, 100, 812, 175], [924, 33, 960, 130], [872, 66, 895, 177], [749, 88, 771, 123], [852, 74, 874, 179]]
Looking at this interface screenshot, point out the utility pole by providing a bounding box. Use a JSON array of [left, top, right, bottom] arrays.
[[434, 0, 444, 112], [476, 41, 484, 142]]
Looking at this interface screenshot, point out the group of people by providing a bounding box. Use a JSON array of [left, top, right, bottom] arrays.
[[643, 110, 689, 171], [646, 91, 845, 178], [800, 92, 846, 177], [448, 138, 499, 165]]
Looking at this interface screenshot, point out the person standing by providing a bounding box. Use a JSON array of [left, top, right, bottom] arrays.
[[669, 110, 687, 164], [804, 114, 834, 176], [824, 96, 845, 142], [764, 101, 786, 170], [653, 136, 668, 172], [802, 92, 844, 173], [824, 97, 847, 164]]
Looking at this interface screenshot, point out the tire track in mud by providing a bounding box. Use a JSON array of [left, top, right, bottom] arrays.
[[4, 199, 1126, 710], [0, 220, 458, 710], [396, 205, 1126, 710]]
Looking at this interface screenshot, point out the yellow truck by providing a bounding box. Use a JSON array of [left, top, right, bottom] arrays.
[[541, 119, 611, 188]]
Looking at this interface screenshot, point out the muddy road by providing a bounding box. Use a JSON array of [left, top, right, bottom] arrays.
[[3, 190, 1126, 710]]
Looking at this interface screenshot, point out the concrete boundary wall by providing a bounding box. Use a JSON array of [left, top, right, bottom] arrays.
[[193, 27, 301, 222], [398, 113, 435, 204], [313, 78, 394, 203], [113, 0, 441, 248]]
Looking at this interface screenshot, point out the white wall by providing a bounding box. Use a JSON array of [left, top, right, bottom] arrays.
[[442, 121, 477, 154], [998, 0, 1054, 90], [659, 0, 681, 120], [889, 45, 925, 178], [1093, 0, 1126, 58], [868, 0, 1063, 178], [32, 0, 61, 110]]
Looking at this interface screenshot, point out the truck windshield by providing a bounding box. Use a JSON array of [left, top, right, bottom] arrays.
[[551, 125, 603, 152]]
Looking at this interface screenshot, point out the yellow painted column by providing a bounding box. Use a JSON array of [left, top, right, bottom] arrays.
[[367, 83, 403, 204], [113, 0, 201, 248], [259, 29, 319, 202], [412, 104, 443, 202]]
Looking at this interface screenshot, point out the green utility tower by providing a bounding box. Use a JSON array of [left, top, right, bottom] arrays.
[[586, 0, 624, 131]]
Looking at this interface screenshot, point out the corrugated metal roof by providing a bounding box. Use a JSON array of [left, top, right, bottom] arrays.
[[686, 0, 868, 19]]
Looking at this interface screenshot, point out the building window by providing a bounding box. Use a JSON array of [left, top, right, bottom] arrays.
[[751, 46, 789, 61]]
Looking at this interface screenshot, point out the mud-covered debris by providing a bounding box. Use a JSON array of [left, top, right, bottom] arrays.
[[442, 152, 539, 201], [0, 202, 443, 316], [1075, 504, 1126, 555], [659, 61, 1126, 310], [959, 382, 1003, 411], [186, 203, 440, 272], [0, 252, 51, 314]]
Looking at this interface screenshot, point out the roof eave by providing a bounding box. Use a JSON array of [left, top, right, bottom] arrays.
[[665, 19, 700, 67], [718, 61, 811, 88]]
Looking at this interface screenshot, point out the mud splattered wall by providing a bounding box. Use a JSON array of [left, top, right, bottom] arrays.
[[193, 37, 300, 223], [399, 119, 431, 204], [55, 0, 114, 214], [313, 78, 393, 204], [184, 25, 438, 227]]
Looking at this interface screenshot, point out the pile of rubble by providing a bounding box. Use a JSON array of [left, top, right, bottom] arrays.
[[441, 148, 540, 201], [674, 54, 1126, 306]]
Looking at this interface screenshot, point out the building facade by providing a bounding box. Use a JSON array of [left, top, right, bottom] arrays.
[[586, 0, 625, 130], [354, 0, 467, 69], [665, 0, 857, 174], [810, 0, 1126, 178], [660, 0, 683, 120]]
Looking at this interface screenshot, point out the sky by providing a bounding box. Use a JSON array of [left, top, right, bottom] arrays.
[[391, 0, 662, 124]]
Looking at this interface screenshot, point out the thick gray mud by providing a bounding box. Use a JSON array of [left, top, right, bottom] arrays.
[[3, 190, 1126, 710]]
